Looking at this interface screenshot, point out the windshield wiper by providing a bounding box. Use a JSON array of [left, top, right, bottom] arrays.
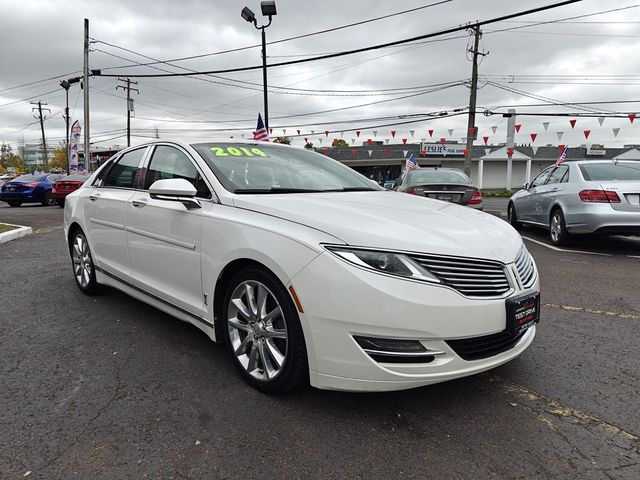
[[233, 187, 330, 194]]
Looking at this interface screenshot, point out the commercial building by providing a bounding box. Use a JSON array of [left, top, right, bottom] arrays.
[[320, 142, 640, 189]]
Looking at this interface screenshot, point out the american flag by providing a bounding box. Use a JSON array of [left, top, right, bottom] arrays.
[[252, 113, 269, 142], [554, 145, 568, 166], [405, 153, 419, 171]]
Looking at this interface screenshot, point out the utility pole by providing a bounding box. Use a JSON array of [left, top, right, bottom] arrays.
[[464, 25, 487, 177], [83, 18, 90, 171], [505, 108, 516, 191], [116, 78, 139, 147], [31, 101, 51, 170]]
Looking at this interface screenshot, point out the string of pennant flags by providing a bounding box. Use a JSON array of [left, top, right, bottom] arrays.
[[241, 114, 639, 150]]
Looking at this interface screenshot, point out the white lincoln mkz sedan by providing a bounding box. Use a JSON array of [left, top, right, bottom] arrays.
[[64, 140, 539, 393]]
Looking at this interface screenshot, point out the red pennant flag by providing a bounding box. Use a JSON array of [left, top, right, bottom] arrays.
[[483, 136, 489, 145], [583, 130, 591, 139], [507, 147, 514, 156], [515, 124, 522, 133], [463, 148, 468, 157], [304, 137, 308, 143], [629, 114, 636, 124], [530, 133, 537, 143], [351, 149, 357, 157], [367, 139, 372, 145], [324, 131, 329, 137], [569, 119, 576, 129], [297, 129, 301, 135], [428, 129, 434, 137], [558, 144, 565, 152], [356, 131, 361, 137], [440, 137, 446, 144], [384, 147, 391, 157], [391, 130, 396, 138], [402, 138, 407, 144]]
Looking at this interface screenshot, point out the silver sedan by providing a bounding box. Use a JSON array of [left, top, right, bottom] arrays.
[[507, 160, 640, 245]]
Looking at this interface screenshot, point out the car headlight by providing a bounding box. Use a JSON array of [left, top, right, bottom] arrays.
[[325, 246, 440, 283]]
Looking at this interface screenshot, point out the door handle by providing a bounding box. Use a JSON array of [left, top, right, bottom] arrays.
[[131, 198, 148, 208], [89, 192, 101, 201]]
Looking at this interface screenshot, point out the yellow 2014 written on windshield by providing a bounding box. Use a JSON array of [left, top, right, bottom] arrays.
[[209, 146, 269, 157]]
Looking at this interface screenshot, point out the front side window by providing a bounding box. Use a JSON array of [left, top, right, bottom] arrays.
[[143, 146, 211, 199], [530, 169, 552, 188], [103, 148, 146, 188], [192, 143, 382, 193], [545, 165, 569, 185]]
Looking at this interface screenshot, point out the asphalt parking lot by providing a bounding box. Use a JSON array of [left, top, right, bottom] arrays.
[[1, 204, 639, 479]]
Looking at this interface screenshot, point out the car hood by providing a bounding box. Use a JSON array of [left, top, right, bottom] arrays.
[[232, 191, 522, 263]]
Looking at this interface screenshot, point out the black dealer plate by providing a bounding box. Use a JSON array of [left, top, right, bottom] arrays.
[[506, 292, 540, 334]]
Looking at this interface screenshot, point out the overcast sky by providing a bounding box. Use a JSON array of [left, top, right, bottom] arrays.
[[1, 0, 640, 151]]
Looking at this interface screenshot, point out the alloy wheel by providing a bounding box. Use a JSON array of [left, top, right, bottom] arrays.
[[227, 280, 288, 381], [72, 233, 93, 288], [550, 213, 562, 242]]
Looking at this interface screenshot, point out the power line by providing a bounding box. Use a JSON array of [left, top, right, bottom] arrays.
[[94, 1, 584, 79], [95, 0, 453, 72]]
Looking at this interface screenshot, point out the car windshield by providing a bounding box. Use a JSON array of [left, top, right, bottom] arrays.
[[192, 143, 382, 193], [579, 163, 640, 181], [13, 174, 48, 182], [407, 169, 472, 186]]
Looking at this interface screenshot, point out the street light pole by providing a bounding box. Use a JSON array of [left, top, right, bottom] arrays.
[[261, 27, 269, 132], [241, 1, 277, 133], [60, 77, 81, 174]]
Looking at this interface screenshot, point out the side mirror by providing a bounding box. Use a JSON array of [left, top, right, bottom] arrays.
[[522, 182, 529, 190], [149, 178, 200, 209]]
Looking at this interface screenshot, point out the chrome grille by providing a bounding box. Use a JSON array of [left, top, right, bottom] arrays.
[[409, 254, 511, 298], [514, 247, 536, 288]]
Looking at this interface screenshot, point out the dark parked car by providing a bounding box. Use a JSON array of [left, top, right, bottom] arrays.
[[52, 174, 90, 207], [0, 173, 64, 207], [393, 167, 483, 209]]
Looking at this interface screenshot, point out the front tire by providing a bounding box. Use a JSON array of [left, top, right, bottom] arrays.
[[223, 267, 308, 394], [508, 202, 521, 229], [7, 200, 22, 207], [550, 208, 572, 246], [70, 230, 100, 294], [56, 199, 65, 208]]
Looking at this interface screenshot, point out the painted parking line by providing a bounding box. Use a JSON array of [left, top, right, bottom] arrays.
[[543, 302, 640, 321], [522, 236, 612, 256]]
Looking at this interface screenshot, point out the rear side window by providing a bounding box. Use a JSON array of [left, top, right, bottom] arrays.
[[144, 146, 211, 199], [103, 148, 146, 188], [579, 163, 640, 181]]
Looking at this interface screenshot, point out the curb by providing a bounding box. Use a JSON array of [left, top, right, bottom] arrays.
[[0, 225, 33, 244]]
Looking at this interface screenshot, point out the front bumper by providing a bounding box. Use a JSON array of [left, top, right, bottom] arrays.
[[290, 251, 538, 392]]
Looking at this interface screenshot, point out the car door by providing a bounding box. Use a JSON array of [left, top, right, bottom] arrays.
[[531, 164, 569, 224], [83, 147, 148, 280], [517, 168, 552, 223], [125, 144, 214, 317]]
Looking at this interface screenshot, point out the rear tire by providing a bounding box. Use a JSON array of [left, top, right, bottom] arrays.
[[222, 267, 308, 394], [56, 199, 65, 208], [69, 229, 100, 294], [550, 208, 572, 246], [7, 200, 22, 207], [508, 202, 521, 229], [42, 190, 55, 206]]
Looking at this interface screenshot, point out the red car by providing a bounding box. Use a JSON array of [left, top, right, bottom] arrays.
[[52, 174, 90, 207]]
